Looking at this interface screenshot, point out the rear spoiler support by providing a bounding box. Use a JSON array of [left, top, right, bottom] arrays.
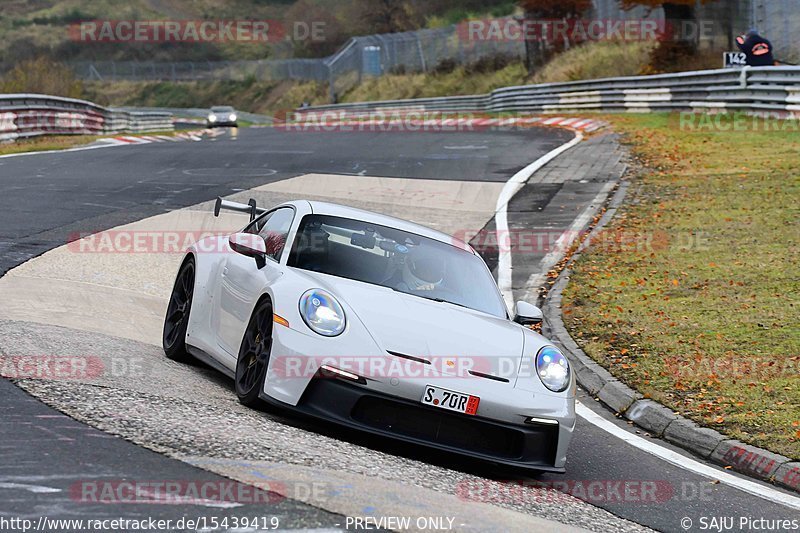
[[214, 197, 267, 222]]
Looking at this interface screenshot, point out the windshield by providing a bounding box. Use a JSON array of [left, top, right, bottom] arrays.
[[211, 106, 234, 112], [287, 214, 507, 318]]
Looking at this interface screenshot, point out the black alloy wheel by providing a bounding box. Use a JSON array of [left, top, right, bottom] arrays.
[[235, 298, 274, 408], [163, 257, 195, 362]]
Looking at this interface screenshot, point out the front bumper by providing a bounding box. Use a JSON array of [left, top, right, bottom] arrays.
[[262, 374, 567, 472]]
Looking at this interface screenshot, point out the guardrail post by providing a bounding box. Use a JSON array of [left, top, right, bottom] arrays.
[[416, 34, 427, 72], [328, 64, 336, 104], [89, 65, 103, 81], [740, 66, 750, 88]]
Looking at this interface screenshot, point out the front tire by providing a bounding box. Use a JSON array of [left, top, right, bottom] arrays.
[[235, 298, 273, 408], [163, 257, 195, 362]]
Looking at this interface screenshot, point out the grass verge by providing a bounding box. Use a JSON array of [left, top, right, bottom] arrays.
[[0, 129, 199, 156], [562, 113, 799, 459], [342, 61, 528, 102], [84, 79, 330, 116], [0, 135, 102, 156]]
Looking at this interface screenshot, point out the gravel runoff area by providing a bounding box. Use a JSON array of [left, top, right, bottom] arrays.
[[1, 320, 647, 533]]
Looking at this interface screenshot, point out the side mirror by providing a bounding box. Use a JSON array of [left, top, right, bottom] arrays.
[[514, 301, 543, 326], [229, 233, 266, 268]]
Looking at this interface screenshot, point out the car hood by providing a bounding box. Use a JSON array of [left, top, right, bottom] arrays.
[[299, 271, 524, 362]]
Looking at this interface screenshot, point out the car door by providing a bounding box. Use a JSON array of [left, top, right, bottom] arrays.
[[216, 207, 295, 359]]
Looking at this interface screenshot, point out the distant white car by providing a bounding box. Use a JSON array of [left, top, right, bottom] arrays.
[[163, 198, 576, 472], [207, 106, 238, 127]]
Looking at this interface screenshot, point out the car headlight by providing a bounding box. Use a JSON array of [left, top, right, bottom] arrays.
[[229, 113, 237, 122], [535, 346, 570, 392], [299, 289, 346, 336], [208, 114, 217, 122]]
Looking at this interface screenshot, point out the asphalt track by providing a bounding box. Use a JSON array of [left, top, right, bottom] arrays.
[[0, 126, 798, 532]]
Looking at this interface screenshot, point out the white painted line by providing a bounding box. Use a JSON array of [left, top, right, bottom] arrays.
[[0, 142, 124, 159], [576, 402, 800, 510], [0, 482, 62, 493], [522, 181, 616, 294], [0, 130, 202, 160], [259, 150, 314, 155], [444, 145, 488, 150], [495, 133, 584, 310]]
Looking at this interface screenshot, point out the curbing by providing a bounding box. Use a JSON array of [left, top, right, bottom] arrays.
[[625, 400, 678, 437], [712, 440, 788, 480], [663, 419, 726, 458], [540, 142, 799, 495]]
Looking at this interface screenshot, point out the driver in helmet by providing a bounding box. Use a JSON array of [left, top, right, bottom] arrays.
[[384, 245, 446, 292]]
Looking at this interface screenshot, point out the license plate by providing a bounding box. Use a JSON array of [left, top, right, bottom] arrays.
[[421, 385, 479, 415]]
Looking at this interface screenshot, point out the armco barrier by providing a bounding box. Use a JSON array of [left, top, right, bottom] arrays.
[[0, 93, 173, 142], [296, 66, 800, 117]]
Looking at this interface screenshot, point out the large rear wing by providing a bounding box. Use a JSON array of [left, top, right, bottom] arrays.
[[213, 197, 268, 222]]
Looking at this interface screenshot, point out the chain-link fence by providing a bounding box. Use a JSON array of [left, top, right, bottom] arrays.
[[68, 19, 526, 100], [68, 1, 800, 100], [325, 23, 525, 102], [70, 59, 329, 83]]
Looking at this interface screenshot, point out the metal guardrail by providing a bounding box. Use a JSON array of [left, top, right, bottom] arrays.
[[0, 94, 173, 142], [295, 67, 800, 117]]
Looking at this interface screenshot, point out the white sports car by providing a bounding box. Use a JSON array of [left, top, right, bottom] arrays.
[[163, 198, 576, 472]]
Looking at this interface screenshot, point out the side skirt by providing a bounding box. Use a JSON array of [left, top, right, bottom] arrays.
[[186, 345, 235, 379]]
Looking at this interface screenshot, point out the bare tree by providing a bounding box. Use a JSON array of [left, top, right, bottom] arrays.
[[518, 0, 592, 73]]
